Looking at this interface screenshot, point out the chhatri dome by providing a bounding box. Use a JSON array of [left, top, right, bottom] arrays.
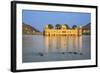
[[61, 25, 67, 29], [45, 25, 49, 29]]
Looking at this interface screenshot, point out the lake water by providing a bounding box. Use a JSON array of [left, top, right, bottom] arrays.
[[22, 35, 91, 63]]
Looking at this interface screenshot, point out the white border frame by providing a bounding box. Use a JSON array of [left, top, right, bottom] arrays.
[[16, 3, 96, 70]]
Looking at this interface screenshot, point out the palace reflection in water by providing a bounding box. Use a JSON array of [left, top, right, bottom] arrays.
[[22, 35, 90, 63], [44, 36, 82, 54]]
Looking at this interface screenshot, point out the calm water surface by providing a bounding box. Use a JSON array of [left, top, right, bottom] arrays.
[[22, 35, 91, 63]]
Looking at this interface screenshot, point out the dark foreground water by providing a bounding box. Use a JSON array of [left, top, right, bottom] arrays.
[[22, 35, 91, 63]]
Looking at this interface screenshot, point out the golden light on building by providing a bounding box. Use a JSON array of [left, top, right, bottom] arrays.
[[44, 24, 82, 36]]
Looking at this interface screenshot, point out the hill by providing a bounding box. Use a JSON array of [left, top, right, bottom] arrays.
[[82, 23, 90, 30], [23, 23, 42, 35], [82, 23, 91, 35]]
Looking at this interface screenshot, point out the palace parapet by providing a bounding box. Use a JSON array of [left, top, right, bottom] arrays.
[[44, 25, 82, 36]]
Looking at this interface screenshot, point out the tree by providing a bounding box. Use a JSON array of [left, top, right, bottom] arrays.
[[55, 24, 62, 29], [64, 24, 70, 29], [72, 25, 77, 29], [48, 24, 53, 29]]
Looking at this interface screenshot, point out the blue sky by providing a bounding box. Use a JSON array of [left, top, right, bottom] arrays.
[[22, 10, 91, 32]]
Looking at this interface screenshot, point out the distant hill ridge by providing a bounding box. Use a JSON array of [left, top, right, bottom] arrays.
[[82, 23, 90, 30], [23, 23, 40, 34]]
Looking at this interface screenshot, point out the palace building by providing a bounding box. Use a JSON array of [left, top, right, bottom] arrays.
[[44, 25, 82, 36]]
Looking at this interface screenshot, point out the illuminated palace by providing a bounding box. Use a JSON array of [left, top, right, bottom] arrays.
[[44, 24, 82, 36]]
